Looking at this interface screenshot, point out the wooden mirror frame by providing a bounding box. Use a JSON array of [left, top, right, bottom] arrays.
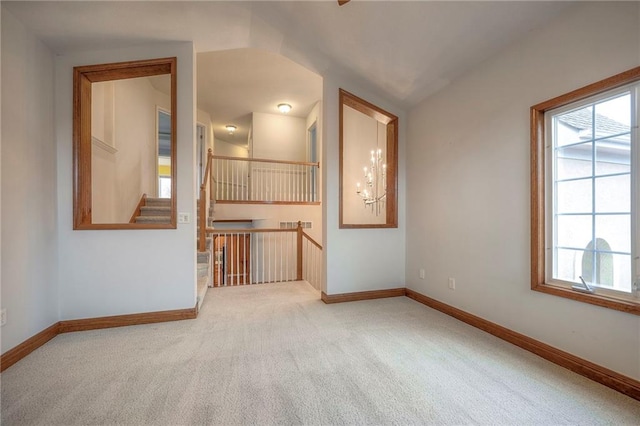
[[73, 57, 177, 230], [339, 89, 398, 229]]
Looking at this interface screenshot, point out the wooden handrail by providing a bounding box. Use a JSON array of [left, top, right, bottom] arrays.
[[302, 231, 322, 250], [201, 148, 213, 189], [212, 154, 319, 168], [129, 193, 147, 223]]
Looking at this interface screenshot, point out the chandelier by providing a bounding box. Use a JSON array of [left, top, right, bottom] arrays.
[[356, 146, 387, 216]]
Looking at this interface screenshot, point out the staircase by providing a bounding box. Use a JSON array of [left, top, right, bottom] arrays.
[[133, 197, 171, 224], [196, 200, 216, 309]]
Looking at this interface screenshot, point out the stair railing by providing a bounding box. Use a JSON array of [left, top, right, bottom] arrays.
[[129, 193, 147, 223], [199, 148, 214, 252], [212, 155, 320, 203], [206, 221, 322, 288], [301, 229, 323, 291]]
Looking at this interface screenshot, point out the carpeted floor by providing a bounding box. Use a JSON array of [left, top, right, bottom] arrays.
[[2, 281, 639, 425]]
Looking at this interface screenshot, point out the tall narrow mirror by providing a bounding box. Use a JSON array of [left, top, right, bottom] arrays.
[[339, 89, 398, 228], [73, 57, 177, 229]]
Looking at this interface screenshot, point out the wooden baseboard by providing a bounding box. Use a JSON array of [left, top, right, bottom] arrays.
[[321, 288, 406, 304], [0, 323, 60, 372], [1, 304, 198, 372], [405, 288, 640, 401], [58, 305, 198, 333]]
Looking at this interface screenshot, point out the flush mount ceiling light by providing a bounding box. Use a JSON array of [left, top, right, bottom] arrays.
[[225, 125, 237, 134], [277, 103, 292, 114]]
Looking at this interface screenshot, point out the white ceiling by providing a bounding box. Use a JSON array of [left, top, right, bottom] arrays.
[[198, 49, 322, 145], [4, 1, 575, 143]]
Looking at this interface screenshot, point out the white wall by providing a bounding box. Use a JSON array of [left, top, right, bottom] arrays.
[[406, 2, 640, 380], [92, 77, 170, 223], [323, 75, 407, 295], [252, 112, 306, 161], [55, 42, 197, 319], [306, 101, 322, 202], [342, 109, 387, 225], [214, 138, 249, 158], [1, 9, 59, 353], [113, 78, 163, 221]]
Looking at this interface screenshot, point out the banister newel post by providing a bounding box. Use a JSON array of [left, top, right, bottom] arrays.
[[199, 187, 206, 253], [296, 220, 303, 281]]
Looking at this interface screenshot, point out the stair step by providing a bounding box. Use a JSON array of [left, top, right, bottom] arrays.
[[135, 216, 171, 224], [197, 262, 209, 278], [197, 251, 210, 263], [140, 206, 171, 216], [196, 207, 215, 217], [195, 217, 216, 225], [196, 220, 216, 233], [197, 236, 212, 251], [145, 197, 171, 207], [196, 198, 215, 224], [197, 275, 209, 292]]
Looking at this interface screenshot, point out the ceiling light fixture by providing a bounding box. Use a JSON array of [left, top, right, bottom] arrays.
[[277, 103, 292, 114], [225, 125, 237, 134]]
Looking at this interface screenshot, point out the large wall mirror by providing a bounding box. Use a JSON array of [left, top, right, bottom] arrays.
[[339, 89, 398, 228], [73, 57, 177, 229]]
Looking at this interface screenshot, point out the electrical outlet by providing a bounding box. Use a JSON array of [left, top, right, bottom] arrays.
[[419, 269, 425, 279], [1, 309, 6, 326], [448, 278, 456, 290], [178, 213, 190, 224]]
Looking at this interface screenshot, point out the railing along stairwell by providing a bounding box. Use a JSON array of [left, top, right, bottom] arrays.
[[206, 222, 322, 290], [212, 155, 320, 203], [199, 149, 214, 252], [199, 151, 322, 289]]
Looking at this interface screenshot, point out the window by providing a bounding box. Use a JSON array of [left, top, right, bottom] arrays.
[[531, 67, 640, 315]]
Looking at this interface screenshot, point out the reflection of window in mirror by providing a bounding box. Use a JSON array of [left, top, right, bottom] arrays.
[[157, 109, 172, 198], [339, 89, 398, 229], [74, 57, 176, 229]]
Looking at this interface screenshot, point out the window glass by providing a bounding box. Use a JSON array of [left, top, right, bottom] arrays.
[[550, 88, 634, 294]]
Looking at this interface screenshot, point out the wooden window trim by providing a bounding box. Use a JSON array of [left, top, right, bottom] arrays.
[[73, 57, 177, 230], [530, 66, 640, 315]]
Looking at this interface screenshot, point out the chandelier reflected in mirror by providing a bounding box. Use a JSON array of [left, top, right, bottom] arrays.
[[339, 88, 398, 229], [356, 130, 387, 216]]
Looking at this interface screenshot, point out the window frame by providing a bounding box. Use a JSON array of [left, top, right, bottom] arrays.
[[531, 66, 640, 315]]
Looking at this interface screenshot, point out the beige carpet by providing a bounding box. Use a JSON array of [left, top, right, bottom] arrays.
[[2, 281, 639, 425]]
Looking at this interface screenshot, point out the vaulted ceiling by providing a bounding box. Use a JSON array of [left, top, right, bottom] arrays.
[[4, 1, 574, 143]]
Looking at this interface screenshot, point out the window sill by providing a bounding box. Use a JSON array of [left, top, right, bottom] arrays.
[[532, 281, 640, 315]]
